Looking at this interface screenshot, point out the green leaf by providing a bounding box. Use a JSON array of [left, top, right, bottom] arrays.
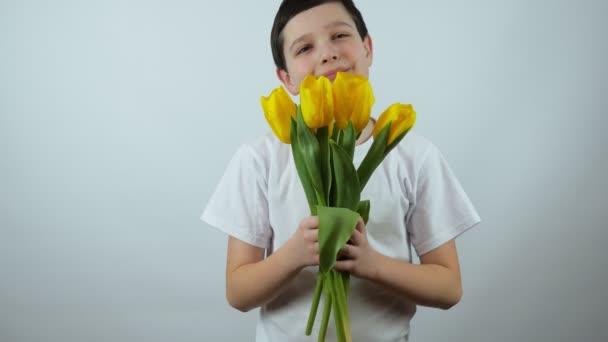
[[341, 121, 357, 161], [317, 206, 360, 274], [329, 141, 360, 211], [290, 117, 318, 213], [356, 200, 370, 225], [331, 125, 341, 142], [356, 122, 391, 192], [296, 107, 326, 206], [316, 126, 331, 205]]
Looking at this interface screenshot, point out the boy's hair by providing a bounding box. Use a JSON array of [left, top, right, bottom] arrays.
[[271, 0, 369, 71]]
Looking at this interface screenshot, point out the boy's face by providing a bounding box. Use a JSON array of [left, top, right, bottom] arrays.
[[277, 2, 373, 95]]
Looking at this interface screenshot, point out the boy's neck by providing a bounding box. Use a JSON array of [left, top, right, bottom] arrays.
[[355, 117, 376, 146]]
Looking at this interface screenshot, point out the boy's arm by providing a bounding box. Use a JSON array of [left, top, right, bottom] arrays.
[[225, 216, 320, 312], [335, 219, 462, 310], [372, 240, 462, 310]]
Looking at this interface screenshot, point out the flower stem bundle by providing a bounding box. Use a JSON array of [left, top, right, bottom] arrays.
[[262, 72, 415, 342]]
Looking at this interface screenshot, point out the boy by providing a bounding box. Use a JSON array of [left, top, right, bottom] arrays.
[[201, 1, 481, 340]]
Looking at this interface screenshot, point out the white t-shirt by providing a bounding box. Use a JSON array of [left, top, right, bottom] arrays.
[[202, 131, 481, 342]]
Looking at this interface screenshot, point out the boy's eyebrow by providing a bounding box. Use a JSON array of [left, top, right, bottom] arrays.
[[288, 21, 354, 52]]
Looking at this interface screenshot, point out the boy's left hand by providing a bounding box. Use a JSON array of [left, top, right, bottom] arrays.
[[334, 217, 379, 280]]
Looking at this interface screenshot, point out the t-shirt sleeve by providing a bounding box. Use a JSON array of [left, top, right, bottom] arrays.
[[201, 145, 272, 249], [406, 144, 481, 256]]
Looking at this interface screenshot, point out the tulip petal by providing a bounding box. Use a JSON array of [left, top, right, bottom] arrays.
[[300, 75, 334, 129], [333, 72, 374, 133], [261, 86, 296, 143], [374, 103, 416, 145]]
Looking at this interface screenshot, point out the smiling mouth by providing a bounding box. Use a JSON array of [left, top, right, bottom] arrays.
[[323, 68, 350, 81]]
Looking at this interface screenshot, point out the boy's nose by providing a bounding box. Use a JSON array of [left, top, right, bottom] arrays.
[[322, 55, 339, 64], [320, 45, 340, 64]]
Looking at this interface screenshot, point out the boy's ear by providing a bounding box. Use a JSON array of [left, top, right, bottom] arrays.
[[364, 34, 373, 66], [277, 68, 299, 95]]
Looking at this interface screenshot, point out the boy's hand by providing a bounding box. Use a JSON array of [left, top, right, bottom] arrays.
[[334, 217, 379, 279], [285, 216, 320, 270]]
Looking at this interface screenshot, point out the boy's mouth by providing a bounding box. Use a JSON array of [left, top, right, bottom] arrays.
[[322, 67, 350, 81]]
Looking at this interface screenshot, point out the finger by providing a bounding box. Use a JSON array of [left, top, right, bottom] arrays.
[[299, 216, 319, 230], [306, 228, 319, 242], [355, 217, 365, 233], [334, 260, 355, 272], [336, 246, 346, 259], [338, 244, 356, 259], [350, 229, 364, 246]]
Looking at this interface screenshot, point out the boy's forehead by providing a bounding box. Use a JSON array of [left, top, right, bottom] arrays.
[[282, 2, 354, 43]]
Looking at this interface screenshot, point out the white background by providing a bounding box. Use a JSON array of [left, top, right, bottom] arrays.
[[1, 0, 607, 341]]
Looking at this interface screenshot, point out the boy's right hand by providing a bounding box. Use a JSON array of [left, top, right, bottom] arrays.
[[285, 216, 320, 269]]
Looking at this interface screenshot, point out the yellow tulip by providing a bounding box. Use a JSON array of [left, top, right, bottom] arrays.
[[300, 75, 334, 129], [332, 72, 375, 132], [261, 86, 296, 144], [373, 103, 416, 145]]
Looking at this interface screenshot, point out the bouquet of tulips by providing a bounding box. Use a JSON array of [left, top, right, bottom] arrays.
[[261, 72, 415, 342]]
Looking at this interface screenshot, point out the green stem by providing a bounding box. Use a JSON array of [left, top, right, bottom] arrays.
[[335, 271, 352, 340], [356, 122, 391, 192], [315, 191, 326, 208], [331, 271, 350, 342], [306, 274, 324, 335], [318, 283, 332, 342], [341, 270, 350, 299]]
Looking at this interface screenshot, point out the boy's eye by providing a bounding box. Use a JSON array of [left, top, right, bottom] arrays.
[[296, 45, 312, 55], [333, 33, 350, 39]]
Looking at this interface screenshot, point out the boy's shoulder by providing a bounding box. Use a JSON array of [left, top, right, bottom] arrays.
[[239, 132, 287, 154], [392, 130, 439, 164], [400, 130, 434, 149], [230, 132, 290, 165]]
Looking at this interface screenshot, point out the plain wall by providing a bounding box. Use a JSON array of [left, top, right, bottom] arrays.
[[1, 0, 607, 341]]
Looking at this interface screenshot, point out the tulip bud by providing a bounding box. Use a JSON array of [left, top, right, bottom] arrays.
[[333, 72, 374, 132], [299, 75, 334, 129], [261, 86, 296, 144], [373, 103, 416, 145]]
